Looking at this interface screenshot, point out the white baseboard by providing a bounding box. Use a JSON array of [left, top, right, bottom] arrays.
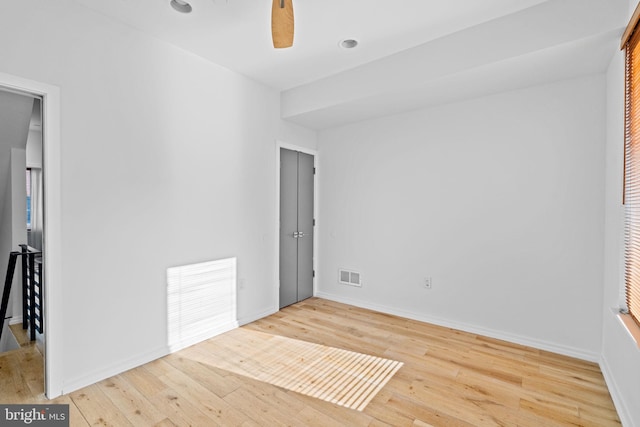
[[59, 306, 279, 396], [9, 316, 22, 325], [600, 354, 633, 426], [315, 291, 600, 363], [238, 306, 279, 326], [61, 345, 169, 396]]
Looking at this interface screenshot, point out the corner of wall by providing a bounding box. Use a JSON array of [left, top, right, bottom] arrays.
[[602, 31, 640, 426]]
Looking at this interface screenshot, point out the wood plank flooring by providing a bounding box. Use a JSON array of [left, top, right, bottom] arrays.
[[179, 328, 403, 411], [9, 323, 32, 347], [0, 297, 621, 426]]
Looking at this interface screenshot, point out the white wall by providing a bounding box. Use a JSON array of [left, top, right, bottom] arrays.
[[0, 0, 316, 394], [26, 129, 42, 169], [317, 74, 606, 360], [10, 149, 27, 320], [0, 91, 33, 320], [0, 149, 27, 322], [601, 14, 640, 425]]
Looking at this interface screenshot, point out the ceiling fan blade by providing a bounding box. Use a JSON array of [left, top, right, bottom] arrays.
[[272, 0, 294, 48]]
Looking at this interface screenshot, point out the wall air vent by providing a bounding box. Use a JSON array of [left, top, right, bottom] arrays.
[[339, 268, 362, 287]]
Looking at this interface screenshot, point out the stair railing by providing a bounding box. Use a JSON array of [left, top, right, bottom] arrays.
[[0, 252, 20, 343], [0, 245, 43, 343]]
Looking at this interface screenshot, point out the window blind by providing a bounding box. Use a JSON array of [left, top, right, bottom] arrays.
[[624, 27, 640, 328]]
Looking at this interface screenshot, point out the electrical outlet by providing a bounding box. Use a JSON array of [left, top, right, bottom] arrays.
[[424, 277, 432, 289]]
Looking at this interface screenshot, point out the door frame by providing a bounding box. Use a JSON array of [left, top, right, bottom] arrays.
[[0, 71, 62, 398], [275, 140, 319, 311]]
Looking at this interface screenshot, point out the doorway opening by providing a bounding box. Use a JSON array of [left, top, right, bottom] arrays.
[[0, 88, 45, 389], [278, 144, 317, 309], [0, 72, 61, 398]]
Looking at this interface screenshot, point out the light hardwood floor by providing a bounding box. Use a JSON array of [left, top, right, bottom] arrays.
[[0, 298, 621, 426]]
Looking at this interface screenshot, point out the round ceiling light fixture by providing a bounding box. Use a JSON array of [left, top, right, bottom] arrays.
[[170, 0, 192, 14], [339, 39, 359, 49]]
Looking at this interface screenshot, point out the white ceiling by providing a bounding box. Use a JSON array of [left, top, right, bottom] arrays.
[[72, 0, 549, 89], [72, 0, 629, 129]]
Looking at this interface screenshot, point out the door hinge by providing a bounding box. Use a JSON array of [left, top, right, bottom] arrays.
[[313, 218, 316, 226], [313, 167, 316, 175], [313, 270, 315, 278]]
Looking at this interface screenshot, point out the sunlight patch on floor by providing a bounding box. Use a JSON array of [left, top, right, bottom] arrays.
[[182, 328, 403, 411]]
